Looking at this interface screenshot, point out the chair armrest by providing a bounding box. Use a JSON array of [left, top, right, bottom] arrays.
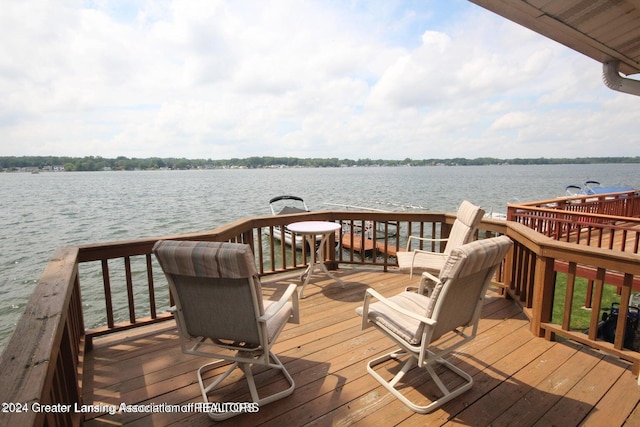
[[168, 305, 195, 339], [406, 235, 449, 250], [413, 248, 448, 255], [361, 288, 435, 329], [409, 249, 447, 267], [260, 283, 300, 324], [419, 272, 440, 296]]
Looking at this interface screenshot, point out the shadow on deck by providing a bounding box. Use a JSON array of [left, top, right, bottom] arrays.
[[81, 268, 640, 426]]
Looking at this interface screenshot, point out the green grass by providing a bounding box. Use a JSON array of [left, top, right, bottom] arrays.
[[552, 273, 624, 331]]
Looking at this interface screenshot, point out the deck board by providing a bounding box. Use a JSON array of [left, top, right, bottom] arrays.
[[341, 234, 401, 257], [81, 268, 640, 426], [569, 220, 640, 254]]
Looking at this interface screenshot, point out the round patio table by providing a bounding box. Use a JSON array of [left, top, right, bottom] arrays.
[[287, 221, 344, 298]]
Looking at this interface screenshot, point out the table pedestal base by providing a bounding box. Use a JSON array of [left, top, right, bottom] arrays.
[[298, 234, 345, 299]]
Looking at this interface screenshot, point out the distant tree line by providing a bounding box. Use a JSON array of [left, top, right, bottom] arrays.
[[1, 155, 639, 171]]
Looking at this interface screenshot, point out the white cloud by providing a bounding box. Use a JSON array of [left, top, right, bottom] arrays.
[[490, 112, 529, 131], [0, 0, 638, 160]]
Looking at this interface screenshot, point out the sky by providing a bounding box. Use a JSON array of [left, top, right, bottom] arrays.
[[1, 0, 639, 161]]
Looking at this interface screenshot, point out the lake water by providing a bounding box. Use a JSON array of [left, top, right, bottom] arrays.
[[1, 163, 639, 350]]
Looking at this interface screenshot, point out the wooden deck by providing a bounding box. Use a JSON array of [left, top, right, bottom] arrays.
[[81, 268, 640, 426], [569, 220, 640, 254], [340, 234, 402, 257]]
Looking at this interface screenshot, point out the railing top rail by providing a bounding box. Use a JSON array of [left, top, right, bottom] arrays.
[[507, 221, 640, 274], [509, 205, 640, 224], [0, 246, 79, 426], [508, 191, 640, 224], [76, 210, 454, 261], [510, 189, 639, 208]]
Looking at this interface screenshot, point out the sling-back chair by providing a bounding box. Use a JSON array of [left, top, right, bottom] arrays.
[[153, 240, 299, 420], [357, 235, 512, 413], [396, 200, 485, 278]]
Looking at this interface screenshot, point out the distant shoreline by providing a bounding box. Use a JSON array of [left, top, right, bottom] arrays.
[[1, 155, 639, 172]]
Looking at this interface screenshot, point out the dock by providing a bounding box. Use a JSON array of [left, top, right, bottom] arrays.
[[341, 233, 402, 257]]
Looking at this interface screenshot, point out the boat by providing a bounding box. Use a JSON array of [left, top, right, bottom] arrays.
[[485, 208, 507, 220], [582, 180, 635, 195], [566, 180, 635, 197], [267, 195, 322, 249]]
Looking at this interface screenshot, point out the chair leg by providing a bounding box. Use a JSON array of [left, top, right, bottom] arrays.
[[198, 360, 238, 397], [387, 353, 415, 388], [196, 352, 295, 421], [367, 349, 473, 414]]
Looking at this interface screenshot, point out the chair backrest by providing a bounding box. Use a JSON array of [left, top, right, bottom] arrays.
[[153, 240, 264, 345], [427, 236, 512, 341], [443, 200, 485, 255]]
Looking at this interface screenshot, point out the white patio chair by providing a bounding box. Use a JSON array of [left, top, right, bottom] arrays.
[[153, 240, 299, 421], [357, 235, 512, 413], [397, 200, 485, 278]]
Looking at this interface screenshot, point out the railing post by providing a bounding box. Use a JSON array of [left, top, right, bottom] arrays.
[[501, 241, 514, 297], [587, 268, 606, 341], [326, 231, 339, 270], [530, 254, 556, 338], [613, 274, 633, 350]]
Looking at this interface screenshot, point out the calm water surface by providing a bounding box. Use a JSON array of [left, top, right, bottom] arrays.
[[1, 164, 639, 350]]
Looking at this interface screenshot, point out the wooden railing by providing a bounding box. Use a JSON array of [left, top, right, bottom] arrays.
[[507, 190, 640, 253], [504, 189, 640, 369], [0, 209, 463, 426], [76, 210, 459, 346], [2, 205, 639, 426], [504, 221, 640, 372], [0, 247, 84, 427]]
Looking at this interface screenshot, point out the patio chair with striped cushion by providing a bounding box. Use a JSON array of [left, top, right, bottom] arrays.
[[357, 235, 512, 414], [153, 240, 299, 421], [397, 200, 485, 278]]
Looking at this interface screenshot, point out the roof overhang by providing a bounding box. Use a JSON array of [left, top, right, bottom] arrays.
[[469, 0, 640, 76]]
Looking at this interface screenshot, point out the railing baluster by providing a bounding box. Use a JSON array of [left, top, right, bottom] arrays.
[[146, 254, 156, 319], [526, 254, 536, 308], [291, 229, 298, 267], [280, 225, 288, 270], [124, 256, 135, 323], [257, 228, 265, 275], [268, 226, 275, 272], [562, 262, 577, 330], [101, 259, 114, 329], [348, 219, 355, 262]]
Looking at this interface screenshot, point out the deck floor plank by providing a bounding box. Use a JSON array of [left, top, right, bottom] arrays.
[[324, 318, 535, 426], [534, 353, 630, 426], [443, 339, 582, 426], [580, 356, 640, 427], [81, 268, 640, 426], [472, 345, 604, 427], [570, 220, 640, 254]]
